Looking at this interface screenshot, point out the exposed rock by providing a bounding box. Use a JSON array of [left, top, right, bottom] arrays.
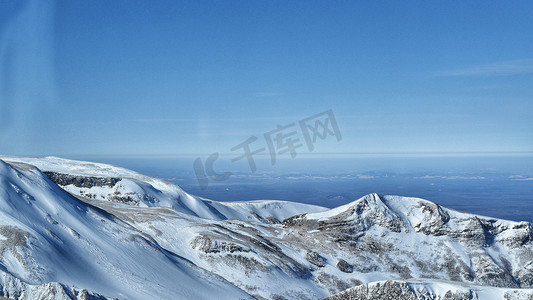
[[306, 251, 327, 267], [190, 234, 249, 254], [0, 271, 112, 300], [323, 281, 474, 300], [43, 171, 121, 188], [315, 272, 361, 295], [336, 259, 353, 273]]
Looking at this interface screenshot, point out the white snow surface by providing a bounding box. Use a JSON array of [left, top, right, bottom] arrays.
[[328, 279, 533, 300], [1, 156, 532, 300], [0, 159, 249, 299], [0, 156, 327, 222]]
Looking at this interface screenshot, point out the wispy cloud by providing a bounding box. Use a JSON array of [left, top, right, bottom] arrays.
[[510, 175, 533, 181], [415, 175, 486, 180], [437, 59, 533, 77]]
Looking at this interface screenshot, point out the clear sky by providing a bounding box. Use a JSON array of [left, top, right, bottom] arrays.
[[1, 0, 532, 157]]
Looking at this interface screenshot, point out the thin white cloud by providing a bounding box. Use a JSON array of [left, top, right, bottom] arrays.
[[438, 59, 533, 77], [357, 175, 376, 179], [415, 175, 486, 180]]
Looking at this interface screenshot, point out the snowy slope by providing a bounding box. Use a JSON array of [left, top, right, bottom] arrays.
[[86, 200, 333, 299], [0, 160, 249, 299], [0, 156, 327, 223], [283, 193, 533, 289], [85, 192, 533, 299], [325, 279, 533, 300], [1, 156, 533, 300]]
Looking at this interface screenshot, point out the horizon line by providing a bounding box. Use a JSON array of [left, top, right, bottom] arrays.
[[3, 151, 533, 160]]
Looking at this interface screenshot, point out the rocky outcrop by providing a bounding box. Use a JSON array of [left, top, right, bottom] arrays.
[[190, 234, 249, 254], [336, 259, 353, 273], [43, 172, 121, 188], [306, 251, 327, 267], [323, 281, 473, 300], [323, 280, 533, 300], [281, 194, 533, 290], [0, 271, 111, 300]]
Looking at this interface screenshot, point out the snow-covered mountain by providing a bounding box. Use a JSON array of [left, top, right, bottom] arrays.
[[0, 156, 532, 299], [1, 156, 326, 222], [0, 159, 249, 299], [324, 279, 533, 300]]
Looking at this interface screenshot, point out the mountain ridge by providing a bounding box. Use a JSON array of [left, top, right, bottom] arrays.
[[1, 156, 532, 299]]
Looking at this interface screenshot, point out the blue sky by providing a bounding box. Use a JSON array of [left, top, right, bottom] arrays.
[[1, 0, 532, 157]]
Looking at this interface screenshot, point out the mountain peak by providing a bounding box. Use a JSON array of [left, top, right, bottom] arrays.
[[1, 156, 532, 299]]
